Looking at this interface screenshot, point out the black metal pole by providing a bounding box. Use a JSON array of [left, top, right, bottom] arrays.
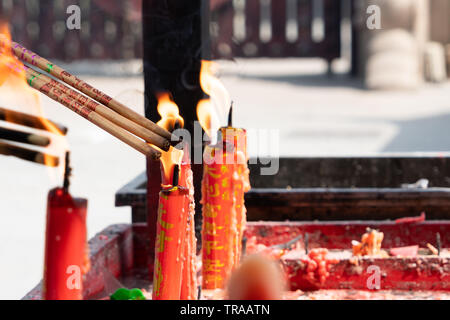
[[142, 0, 210, 263]]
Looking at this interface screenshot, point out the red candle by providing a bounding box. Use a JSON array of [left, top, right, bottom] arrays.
[[196, 59, 251, 289], [152, 184, 189, 300], [219, 127, 250, 269], [152, 91, 196, 299], [179, 148, 198, 300], [201, 126, 251, 290], [43, 187, 89, 300], [157, 140, 197, 299], [201, 144, 236, 289]]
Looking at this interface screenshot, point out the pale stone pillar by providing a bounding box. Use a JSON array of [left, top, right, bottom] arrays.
[[355, 0, 430, 89]]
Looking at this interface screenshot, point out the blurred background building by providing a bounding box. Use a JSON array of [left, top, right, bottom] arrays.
[[1, 0, 449, 85]]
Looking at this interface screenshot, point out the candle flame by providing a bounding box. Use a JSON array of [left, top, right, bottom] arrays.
[[156, 92, 184, 130], [196, 99, 213, 139], [0, 21, 67, 172], [156, 92, 184, 185], [196, 60, 230, 143]]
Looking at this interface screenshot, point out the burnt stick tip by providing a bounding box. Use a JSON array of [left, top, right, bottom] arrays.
[[170, 120, 183, 149], [227, 101, 233, 127], [172, 164, 179, 187], [63, 151, 71, 191], [173, 120, 181, 131]]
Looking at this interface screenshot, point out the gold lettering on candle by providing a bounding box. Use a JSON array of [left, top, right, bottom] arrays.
[[155, 230, 172, 253], [204, 203, 221, 218], [204, 240, 224, 255], [204, 166, 220, 179], [222, 191, 230, 201], [157, 205, 174, 230], [203, 274, 223, 285], [203, 259, 225, 273], [204, 222, 223, 236], [222, 178, 230, 187], [153, 258, 163, 297], [207, 183, 220, 198]]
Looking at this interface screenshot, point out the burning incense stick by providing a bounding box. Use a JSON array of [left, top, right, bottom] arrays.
[[0, 126, 50, 146], [24, 67, 161, 159], [0, 106, 67, 134], [11, 42, 176, 143], [26, 67, 170, 151], [0, 140, 59, 166]]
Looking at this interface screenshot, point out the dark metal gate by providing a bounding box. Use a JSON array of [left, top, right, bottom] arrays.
[[2, 0, 343, 62]]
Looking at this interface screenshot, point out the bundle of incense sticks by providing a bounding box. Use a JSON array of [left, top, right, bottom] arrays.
[[24, 66, 160, 159], [7, 41, 176, 159]]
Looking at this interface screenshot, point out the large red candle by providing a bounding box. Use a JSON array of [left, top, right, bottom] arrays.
[[151, 93, 194, 298], [152, 184, 189, 300], [201, 126, 250, 289], [43, 187, 88, 300], [157, 142, 197, 299], [179, 148, 198, 300], [219, 127, 250, 269], [201, 144, 236, 289]]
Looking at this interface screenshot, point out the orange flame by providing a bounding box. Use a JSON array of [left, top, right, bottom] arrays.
[[0, 23, 24, 86], [156, 92, 184, 130], [196, 60, 230, 142], [156, 92, 184, 185], [0, 22, 66, 170], [196, 99, 213, 138]]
